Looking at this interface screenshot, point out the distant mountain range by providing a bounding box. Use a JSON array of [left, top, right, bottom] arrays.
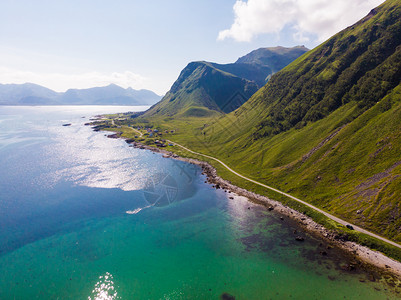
[[0, 83, 161, 105], [142, 46, 308, 118]]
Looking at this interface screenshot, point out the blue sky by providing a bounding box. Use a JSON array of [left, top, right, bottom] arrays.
[[0, 0, 384, 95]]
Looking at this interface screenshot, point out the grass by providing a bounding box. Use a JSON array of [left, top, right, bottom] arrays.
[[92, 83, 401, 263], [89, 0, 401, 262], [173, 141, 401, 263]]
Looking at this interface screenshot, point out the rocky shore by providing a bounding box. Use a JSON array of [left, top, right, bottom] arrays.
[[125, 139, 401, 280], [94, 123, 401, 283], [201, 161, 401, 280]]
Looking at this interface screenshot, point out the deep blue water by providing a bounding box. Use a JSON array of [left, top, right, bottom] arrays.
[[0, 106, 399, 299]]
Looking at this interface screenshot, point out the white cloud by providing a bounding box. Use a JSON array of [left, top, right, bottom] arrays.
[[218, 0, 385, 43], [0, 67, 149, 92]]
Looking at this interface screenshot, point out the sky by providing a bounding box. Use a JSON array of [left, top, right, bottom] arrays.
[[0, 0, 385, 95]]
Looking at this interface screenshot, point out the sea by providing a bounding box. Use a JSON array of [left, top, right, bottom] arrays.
[[0, 106, 399, 299]]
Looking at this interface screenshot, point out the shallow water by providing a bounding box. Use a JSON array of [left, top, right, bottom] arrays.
[[0, 106, 399, 299]]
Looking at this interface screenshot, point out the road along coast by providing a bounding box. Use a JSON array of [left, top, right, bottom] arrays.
[[125, 139, 401, 280], [95, 123, 401, 283]]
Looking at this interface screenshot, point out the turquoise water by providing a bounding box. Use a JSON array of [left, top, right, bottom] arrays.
[[0, 106, 399, 299]]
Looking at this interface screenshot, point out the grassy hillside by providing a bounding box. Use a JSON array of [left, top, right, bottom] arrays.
[[224, 1, 401, 139], [181, 0, 401, 242], [193, 85, 401, 240], [100, 0, 401, 259], [143, 61, 259, 118]]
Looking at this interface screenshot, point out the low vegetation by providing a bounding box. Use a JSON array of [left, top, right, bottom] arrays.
[[96, 0, 401, 261]]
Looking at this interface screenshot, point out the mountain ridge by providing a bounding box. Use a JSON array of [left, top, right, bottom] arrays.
[[141, 46, 308, 118], [235, 45, 309, 73]]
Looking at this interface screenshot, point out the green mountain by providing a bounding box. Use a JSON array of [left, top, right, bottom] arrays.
[[143, 61, 259, 118], [142, 46, 308, 118], [198, 0, 401, 241]]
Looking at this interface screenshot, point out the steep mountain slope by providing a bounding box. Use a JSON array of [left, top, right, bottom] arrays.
[[142, 46, 308, 118], [194, 0, 401, 241], [209, 62, 272, 88], [143, 61, 259, 117], [0, 83, 161, 105]]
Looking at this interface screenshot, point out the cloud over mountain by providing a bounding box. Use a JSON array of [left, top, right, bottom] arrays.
[[218, 0, 385, 43]]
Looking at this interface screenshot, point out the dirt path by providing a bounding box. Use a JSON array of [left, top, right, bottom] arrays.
[[128, 127, 143, 137], [168, 140, 401, 250]]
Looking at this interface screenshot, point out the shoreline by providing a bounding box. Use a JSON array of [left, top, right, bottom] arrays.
[[130, 140, 401, 279], [102, 129, 401, 281]]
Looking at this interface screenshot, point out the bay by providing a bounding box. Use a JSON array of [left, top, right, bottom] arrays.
[[0, 106, 398, 299]]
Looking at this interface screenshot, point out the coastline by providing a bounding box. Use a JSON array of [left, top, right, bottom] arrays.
[[102, 129, 401, 281], [133, 140, 401, 278]]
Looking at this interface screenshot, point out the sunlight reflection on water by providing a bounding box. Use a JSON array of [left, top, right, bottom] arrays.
[[89, 272, 120, 300], [0, 105, 157, 192], [42, 116, 149, 191]]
